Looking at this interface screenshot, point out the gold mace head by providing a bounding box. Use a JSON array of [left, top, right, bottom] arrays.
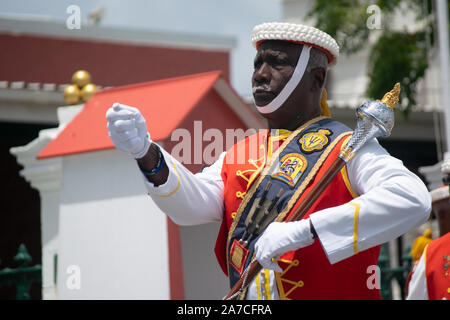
[[380, 83, 401, 110], [72, 70, 92, 88], [64, 84, 81, 105]]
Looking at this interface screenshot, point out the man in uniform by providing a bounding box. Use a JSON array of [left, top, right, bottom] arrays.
[[407, 160, 450, 300], [106, 22, 431, 299]]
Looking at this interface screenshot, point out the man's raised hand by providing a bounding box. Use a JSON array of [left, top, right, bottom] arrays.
[[106, 103, 151, 159]]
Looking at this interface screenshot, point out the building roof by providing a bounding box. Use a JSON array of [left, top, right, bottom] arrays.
[[37, 71, 264, 159], [0, 16, 232, 89], [0, 16, 236, 50]]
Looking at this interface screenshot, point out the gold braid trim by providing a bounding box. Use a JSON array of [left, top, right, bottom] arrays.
[[320, 88, 331, 117]]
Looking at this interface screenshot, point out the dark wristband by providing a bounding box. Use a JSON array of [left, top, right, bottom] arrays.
[[139, 147, 165, 176]]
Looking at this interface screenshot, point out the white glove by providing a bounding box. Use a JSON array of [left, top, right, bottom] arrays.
[[106, 103, 151, 159], [254, 219, 315, 272]]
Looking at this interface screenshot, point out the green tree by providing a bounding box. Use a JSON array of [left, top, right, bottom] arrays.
[[307, 0, 447, 116]]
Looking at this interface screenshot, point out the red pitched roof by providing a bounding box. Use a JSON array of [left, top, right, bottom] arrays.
[[38, 71, 225, 159]]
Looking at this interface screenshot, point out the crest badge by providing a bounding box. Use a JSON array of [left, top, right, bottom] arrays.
[[272, 153, 307, 187], [299, 129, 332, 153], [230, 239, 249, 275]]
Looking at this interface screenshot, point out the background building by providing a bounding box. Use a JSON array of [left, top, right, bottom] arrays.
[[0, 14, 235, 299]]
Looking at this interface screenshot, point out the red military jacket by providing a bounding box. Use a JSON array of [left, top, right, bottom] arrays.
[[425, 232, 450, 300], [214, 128, 381, 299]]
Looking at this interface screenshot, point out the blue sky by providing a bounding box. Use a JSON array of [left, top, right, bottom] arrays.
[[0, 0, 282, 97]]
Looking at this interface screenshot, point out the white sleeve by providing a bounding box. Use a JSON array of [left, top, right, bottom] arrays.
[[406, 254, 429, 300], [141, 148, 225, 226], [309, 138, 432, 264]]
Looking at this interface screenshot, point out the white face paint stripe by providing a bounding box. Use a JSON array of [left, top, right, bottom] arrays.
[[255, 45, 311, 114]]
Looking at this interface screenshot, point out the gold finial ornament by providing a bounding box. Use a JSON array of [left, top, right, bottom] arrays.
[[64, 84, 81, 105], [380, 83, 401, 110], [72, 70, 92, 88], [81, 83, 98, 101], [64, 70, 98, 104]]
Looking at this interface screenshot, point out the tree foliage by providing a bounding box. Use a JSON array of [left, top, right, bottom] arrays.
[[307, 0, 446, 116]]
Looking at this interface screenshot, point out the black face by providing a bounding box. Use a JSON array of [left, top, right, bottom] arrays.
[[252, 41, 302, 106], [251, 40, 323, 130]]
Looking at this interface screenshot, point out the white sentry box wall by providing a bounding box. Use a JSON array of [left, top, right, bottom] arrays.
[[56, 149, 170, 299], [56, 149, 229, 299]]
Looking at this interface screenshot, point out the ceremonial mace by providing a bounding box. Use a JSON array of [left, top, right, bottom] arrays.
[[224, 83, 401, 300]]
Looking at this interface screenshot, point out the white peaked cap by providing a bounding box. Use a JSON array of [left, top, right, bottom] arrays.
[[430, 159, 450, 202], [441, 158, 450, 174], [251, 22, 340, 66], [430, 185, 449, 203]]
